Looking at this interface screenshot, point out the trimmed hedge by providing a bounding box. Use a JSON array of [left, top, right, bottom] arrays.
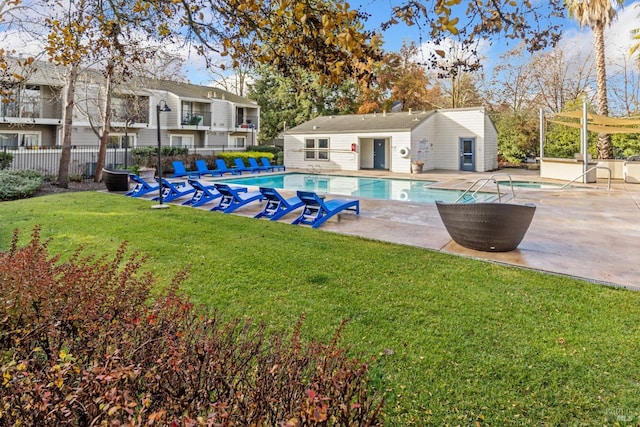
[[216, 151, 275, 166], [0, 152, 13, 169], [0, 170, 44, 200]]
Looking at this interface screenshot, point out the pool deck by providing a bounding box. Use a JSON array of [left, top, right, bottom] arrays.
[[160, 168, 640, 290]]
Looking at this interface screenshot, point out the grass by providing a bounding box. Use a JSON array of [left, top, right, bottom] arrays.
[[2, 192, 640, 425]]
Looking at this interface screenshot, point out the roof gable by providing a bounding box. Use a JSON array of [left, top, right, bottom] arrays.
[[287, 110, 436, 134]]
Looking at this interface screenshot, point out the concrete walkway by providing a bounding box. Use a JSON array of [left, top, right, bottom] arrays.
[[161, 168, 640, 290], [312, 169, 640, 290]]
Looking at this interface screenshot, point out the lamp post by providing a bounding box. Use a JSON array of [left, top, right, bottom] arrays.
[[152, 100, 171, 209], [123, 118, 132, 169]]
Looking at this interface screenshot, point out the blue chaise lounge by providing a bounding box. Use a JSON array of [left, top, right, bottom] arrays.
[[292, 191, 359, 228]]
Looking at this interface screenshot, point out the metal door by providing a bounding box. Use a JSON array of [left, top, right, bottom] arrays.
[[373, 139, 386, 169], [459, 138, 475, 171]]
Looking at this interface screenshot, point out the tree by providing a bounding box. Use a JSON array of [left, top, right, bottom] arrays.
[[374, 41, 443, 112], [177, 0, 382, 86], [385, 0, 564, 56], [486, 45, 539, 114], [566, 0, 623, 159], [607, 47, 640, 117], [630, 4, 640, 60], [207, 62, 252, 97], [426, 40, 483, 108], [248, 66, 359, 143], [528, 43, 594, 114]]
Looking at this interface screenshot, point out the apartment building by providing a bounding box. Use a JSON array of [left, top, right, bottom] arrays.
[[0, 60, 260, 152]]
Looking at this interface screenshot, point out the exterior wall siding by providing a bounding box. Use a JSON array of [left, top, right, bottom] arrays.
[[284, 107, 498, 173], [285, 131, 412, 172], [433, 108, 495, 172]]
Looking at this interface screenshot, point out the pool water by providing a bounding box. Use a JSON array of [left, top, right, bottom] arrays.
[[219, 173, 497, 204], [498, 180, 565, 189]]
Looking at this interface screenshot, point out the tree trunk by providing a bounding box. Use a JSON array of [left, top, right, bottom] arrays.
[[95, 63, 114, 182], [57, 62, 79, 188], [594, 21, 612, 159]]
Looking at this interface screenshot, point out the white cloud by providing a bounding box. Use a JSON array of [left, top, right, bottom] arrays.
[[561, 1, 640, 67]]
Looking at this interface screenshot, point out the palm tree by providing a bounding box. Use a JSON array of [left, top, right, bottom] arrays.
[[630, 5, 640, 58], [566, 0, 622, 159]]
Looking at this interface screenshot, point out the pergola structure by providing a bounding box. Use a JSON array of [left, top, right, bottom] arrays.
[[541, 105, 640, 183]]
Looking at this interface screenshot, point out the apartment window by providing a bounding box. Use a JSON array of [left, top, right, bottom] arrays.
[[21, 85, 40, 118], [107, 134, 134, 149], [1, 84, 41, 118], [233, 137, 245, 148], [236, 107, 244, 127], [0, 131, 40, 148], [112, 95, 149, 124], [170, 134, 194, 148], [305, 138, 329, 161]]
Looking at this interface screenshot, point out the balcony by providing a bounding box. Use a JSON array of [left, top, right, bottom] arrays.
[[235, 114, 259, 132], [1, 98, 62, 121], [181, 112, 211, 127]]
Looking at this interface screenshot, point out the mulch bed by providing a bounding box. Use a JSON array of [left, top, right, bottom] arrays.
[[35, 180, 107, 197]]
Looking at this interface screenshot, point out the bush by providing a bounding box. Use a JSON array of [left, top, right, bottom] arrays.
[[0, 227, 383, 426], [0, 169, 44, 200], [130, 147, 190, 169], [247, 145, 281, 156], [217, 151, 275, 166], [0, 152, 13, 169]]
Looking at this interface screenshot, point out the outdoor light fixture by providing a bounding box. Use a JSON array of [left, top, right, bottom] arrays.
[[152, 100, 171, 209]]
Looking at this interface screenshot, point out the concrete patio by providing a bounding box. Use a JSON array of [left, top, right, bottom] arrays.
[[152, 168, 640, 290]]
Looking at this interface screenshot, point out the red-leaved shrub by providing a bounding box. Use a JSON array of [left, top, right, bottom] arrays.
[[0, 227, 383, 426]]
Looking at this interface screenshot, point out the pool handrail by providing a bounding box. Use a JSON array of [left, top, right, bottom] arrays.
[[561, 166, 611, 191], [454, 173, 515, 204]]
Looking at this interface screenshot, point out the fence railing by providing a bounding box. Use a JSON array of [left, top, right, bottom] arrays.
[[0, 145, 250, 180]]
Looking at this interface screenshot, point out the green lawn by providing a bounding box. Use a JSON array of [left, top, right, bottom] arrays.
[[2, 192, 639, 425]]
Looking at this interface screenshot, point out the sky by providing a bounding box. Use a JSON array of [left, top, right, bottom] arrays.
[[0, 0, 638, 88], [189, 0, 640, 87]]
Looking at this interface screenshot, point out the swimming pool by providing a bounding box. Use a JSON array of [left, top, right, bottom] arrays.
[[219, 173, 497, 204], [497, 180, 566, 189]]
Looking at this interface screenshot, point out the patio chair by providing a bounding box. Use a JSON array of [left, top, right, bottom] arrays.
[[171, 160, 201, 178], [260, 157, 285, 171], [248, 157, 271, 173], [182, 179, 222, 207], [214, 159, 242, 175], [195, 159, 225, 177], [233, 158, 254, 174], [210, 183, 264, 213], [125, 174, 159, 198], [292, 191, 360, 228], [254, 187, 304, 221], [153, 178, 195, 202]]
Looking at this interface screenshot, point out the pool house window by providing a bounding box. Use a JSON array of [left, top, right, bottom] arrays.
[[305, 137, 329, 161]]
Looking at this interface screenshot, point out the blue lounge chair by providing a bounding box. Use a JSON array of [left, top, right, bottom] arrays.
[[292, 191, 359, 228], [195, 159, 225, 177], [153, 178, 195, 202], [254, 187, 304, 221], [184, 179, 249, 207], [248, 157, 270, 173], [260, 157, 285, 172], [125, 174, 159, 197], [171, 160, 200, 178], [214, 159, 242, 175], [233, 158, 254, 174], [181, 179, 222, 207], [211, 183, 264, 213]]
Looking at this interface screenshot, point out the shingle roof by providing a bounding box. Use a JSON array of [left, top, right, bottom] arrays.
[[143, 79, 256, 105], [287, 110, 436, 134], [2, 57, 256, 105]]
